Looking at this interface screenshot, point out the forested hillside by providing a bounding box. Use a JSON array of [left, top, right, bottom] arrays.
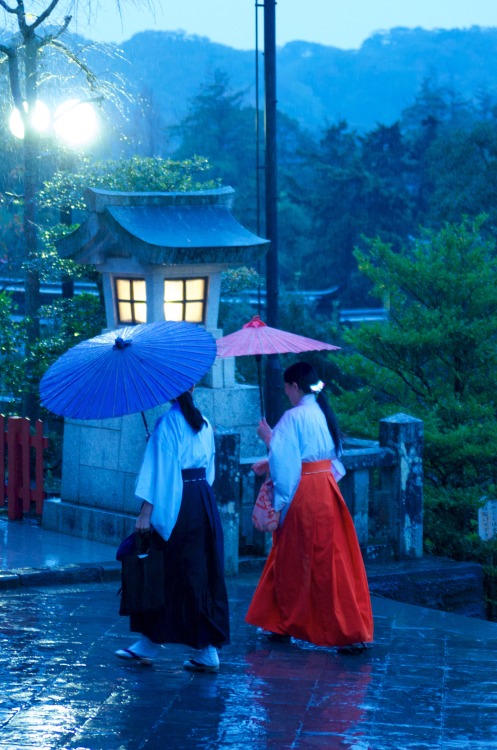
[[2, 23, 497, 309], [107, 25, 497, 132]]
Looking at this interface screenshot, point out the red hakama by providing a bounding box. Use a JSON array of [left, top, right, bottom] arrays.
[[246, 460, 373, 647]]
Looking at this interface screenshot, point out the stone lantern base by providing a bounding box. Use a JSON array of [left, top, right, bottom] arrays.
[[42, 384, 265, 575]]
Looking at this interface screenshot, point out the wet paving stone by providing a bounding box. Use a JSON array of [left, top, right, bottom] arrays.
[[1, 579, 497, 748]]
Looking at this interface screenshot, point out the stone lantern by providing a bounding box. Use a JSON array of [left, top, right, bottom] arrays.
[[56, 185, 267, 386], [42, 186, 269, 562]]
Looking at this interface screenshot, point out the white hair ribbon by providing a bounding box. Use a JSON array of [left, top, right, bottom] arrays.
[[310, 380, 325, 395]]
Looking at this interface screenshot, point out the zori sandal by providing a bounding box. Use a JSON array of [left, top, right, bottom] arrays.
[[115, 648, 153, 666], [183, 658, 219, 673], [336, 642, 369, 655]]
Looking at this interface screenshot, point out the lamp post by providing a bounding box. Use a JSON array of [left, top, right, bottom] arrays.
[[263, 0, 283, 426], [1, 15, 72, 418], [264, 0, 278, 328]]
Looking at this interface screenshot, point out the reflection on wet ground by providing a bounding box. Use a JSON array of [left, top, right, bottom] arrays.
[[1, 576, 497, 749], [0, 516, 116, 570]]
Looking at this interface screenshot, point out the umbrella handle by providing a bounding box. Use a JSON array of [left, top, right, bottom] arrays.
[[256, 355, 265, 419], [141, 411, 151, 441]]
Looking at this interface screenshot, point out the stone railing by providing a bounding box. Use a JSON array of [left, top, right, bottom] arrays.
[[234, 414, 424, 571]]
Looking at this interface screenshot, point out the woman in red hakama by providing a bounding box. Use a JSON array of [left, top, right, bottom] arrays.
[[246, 362, 373, 648]]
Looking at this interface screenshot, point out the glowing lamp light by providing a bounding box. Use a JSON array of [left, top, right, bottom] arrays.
[[8, 98, 98, 145], [53, 99, 98, 145], [9, 100, 50, 139]]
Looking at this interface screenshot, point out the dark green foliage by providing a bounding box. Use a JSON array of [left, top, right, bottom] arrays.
[[37, 154, 218, 288], [171, 71, 257, 227], [279, 81, 497, 305], [39, 155, 218, 213], [218, 267, 263, 385], [218, 275, 342, 402], [287, 120, 414, 302], [0, 156, 218, 417], [339, 218, 497, 487], [0, 294, 105, 417], [0, 292, 22, 360], [38, 294, 106, 353], [170, 70, 313, 243], [334, 218, 497, 617], [424, 121, 497, 228], [424, 483, 497, 617]]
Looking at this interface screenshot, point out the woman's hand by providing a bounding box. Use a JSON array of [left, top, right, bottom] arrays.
[[257, 418, 272, 447], [135, 501, 153, 532], [252, 458, 270, 476]]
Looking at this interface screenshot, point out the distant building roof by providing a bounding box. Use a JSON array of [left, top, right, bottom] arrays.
[[56, 186, 269, 266]]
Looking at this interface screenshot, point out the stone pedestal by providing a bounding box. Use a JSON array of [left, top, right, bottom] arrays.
[[42, 386, 262, 574], [46, 186, 270, 575], [379, 413, 424, 559]]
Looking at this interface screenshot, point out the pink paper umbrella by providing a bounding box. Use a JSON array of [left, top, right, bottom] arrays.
[[216, 315, 340, 416]]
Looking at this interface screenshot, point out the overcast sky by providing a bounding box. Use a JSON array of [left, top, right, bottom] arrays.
[[72, 0, 497, 50]]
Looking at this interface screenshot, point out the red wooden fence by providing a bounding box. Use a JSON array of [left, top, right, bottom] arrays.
[[1, 415, 49, 519]]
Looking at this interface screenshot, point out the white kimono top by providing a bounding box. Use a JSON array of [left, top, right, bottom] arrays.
[[134, 402, 215, 541], [269, 393, 345, 518]]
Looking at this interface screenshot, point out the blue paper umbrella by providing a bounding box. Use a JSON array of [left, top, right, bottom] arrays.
[[40, 321, 216, 422]]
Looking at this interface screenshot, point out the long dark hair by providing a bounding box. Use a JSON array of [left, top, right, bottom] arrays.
[[283, 361, 342, 456], [176, 390, 207, 433]]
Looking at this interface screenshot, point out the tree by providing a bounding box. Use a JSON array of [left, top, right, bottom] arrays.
[[335, 217, 497, 567], [0, 155, 218, 454], [423, 121, 497, 229], [400, 79, 474, 226], [172, 70, 258, 229], [287, 121, 365, 299], [0, 0, 156, 417], [275, 111, 317, 289], [40, 154, 217, 212], [171, 68, 320, 293], [37, 153, 218, 295], [360, 122, 412, 241], [288, 120, 414, 304]]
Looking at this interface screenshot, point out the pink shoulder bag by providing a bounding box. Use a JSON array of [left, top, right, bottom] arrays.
[[252, 477, 279, 533]]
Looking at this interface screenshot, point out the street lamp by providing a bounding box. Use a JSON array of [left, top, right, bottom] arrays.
[[9, 100, 50, 138], [53, 99, 99, 146], [9, 98, 99, 145], [8, 96, 99, 417]]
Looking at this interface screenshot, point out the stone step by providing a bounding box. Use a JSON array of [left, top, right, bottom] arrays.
[[239, 554, 488, 620]]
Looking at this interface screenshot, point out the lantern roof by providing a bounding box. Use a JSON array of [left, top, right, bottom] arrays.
[[56, 186, 269, 266]]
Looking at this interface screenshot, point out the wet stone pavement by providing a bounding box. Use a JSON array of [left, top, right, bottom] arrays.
[[1, 573, 497, 750]]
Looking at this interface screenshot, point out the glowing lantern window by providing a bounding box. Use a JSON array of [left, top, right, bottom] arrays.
[[115, 278, 147, 324], [164, 278, 206, 323]]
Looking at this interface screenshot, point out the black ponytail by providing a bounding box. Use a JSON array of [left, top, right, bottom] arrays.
[[283, 361, 342, 457], [176, 390, 207, 433]]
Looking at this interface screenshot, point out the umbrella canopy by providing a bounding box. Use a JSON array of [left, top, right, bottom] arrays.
[[216, 315, 340, 358], [216, 316, 340, 416], [40, 321, 216, 421]]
